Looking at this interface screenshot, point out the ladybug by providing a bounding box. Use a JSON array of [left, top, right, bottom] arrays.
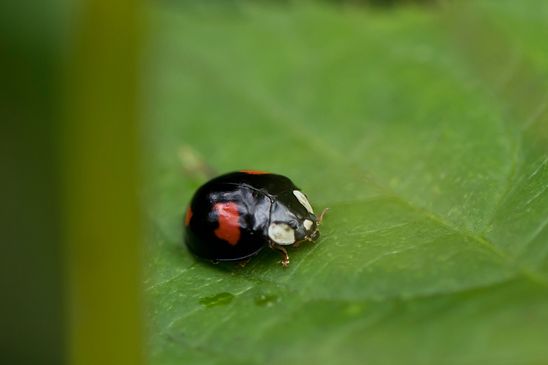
[[183, 170, 327, 267]]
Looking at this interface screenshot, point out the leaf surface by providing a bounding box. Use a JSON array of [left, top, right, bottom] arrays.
[[144, 2, 548, 364]]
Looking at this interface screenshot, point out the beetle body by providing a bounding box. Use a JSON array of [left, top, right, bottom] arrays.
[[184, 171, 324, 266]]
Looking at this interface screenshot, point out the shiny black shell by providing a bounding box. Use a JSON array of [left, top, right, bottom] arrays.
[[184, 171, 315, 261]]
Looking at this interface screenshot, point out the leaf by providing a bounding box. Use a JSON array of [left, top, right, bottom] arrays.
[[143, 1, 548, 364]]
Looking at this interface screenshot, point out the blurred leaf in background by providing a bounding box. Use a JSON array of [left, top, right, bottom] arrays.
[[1, 0, 144, 365], [144, 1, 548, 364], [1, 1, 66, 364]]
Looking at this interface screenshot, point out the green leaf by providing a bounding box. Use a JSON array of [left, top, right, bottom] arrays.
[[144, 1, 548, 364]]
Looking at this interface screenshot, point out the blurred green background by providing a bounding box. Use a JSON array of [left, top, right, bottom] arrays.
[[3, 1, 548, 365]]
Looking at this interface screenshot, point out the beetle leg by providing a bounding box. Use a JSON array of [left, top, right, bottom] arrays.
[[269, 241, 290, 267], [237, 257, 252, 268]]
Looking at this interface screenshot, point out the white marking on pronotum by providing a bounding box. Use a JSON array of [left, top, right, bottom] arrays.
[[268, 222, 295, 245], [303, 219, 313, 231], [293, 190, 314, 214]]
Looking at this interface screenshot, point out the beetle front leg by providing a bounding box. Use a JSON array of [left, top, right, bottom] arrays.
[[268, 241, 290, 267]]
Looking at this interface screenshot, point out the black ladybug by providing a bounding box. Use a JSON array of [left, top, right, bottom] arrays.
[[184, 170, 327, 267]]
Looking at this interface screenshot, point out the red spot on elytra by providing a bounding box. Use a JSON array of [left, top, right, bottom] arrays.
[[213, 202, 241, 245], [240, 169, 268, 175], [184, 207, 193, 226]]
